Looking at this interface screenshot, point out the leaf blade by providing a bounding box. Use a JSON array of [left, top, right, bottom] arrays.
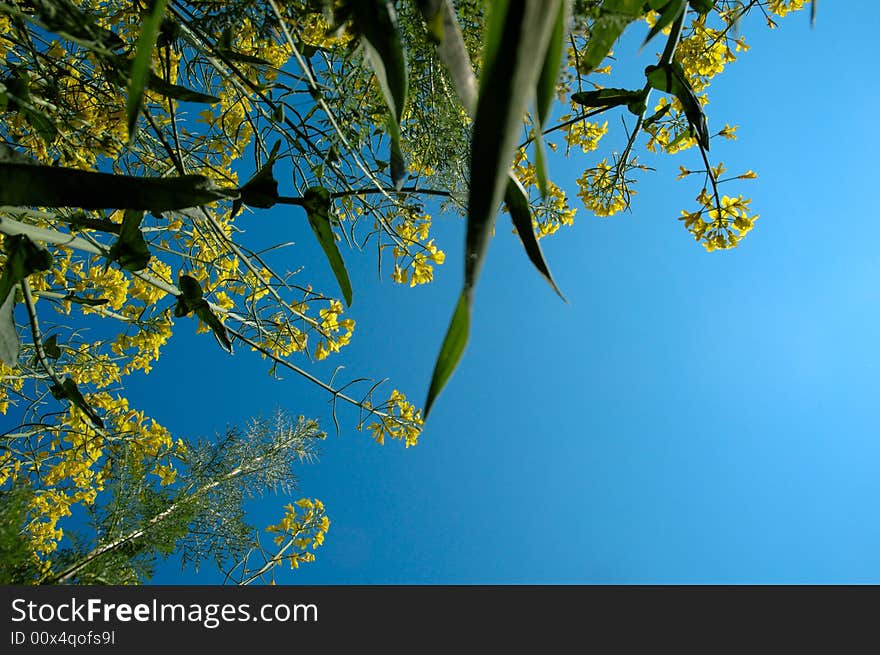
[[303, 186, 353, 307], [504, 175, 566, 301], [424, 290, 469, 418], [127, 0, 169, 141], [0, 163, 233, 211], [0, 289, 19, 367], [351, 0, 408, 189]]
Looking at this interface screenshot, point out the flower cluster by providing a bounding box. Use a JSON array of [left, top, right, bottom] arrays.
[[265, 498, 331, 570], [680, 188, 759, 252], [365, 390, 423, 448]]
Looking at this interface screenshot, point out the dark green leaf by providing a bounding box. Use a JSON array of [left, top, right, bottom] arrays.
[[533, 130, 550, 199], [466, 0, 562, 293], [571, 87, 647, 110], [426, 0, 563, 415], [303, 187, 353, 307], [23, 0, 124, 52], [687, 0, 714, 14], [0, 290, 18, 367], [232, 141, 281, 218], [174, 275, 231, 353], [127, 0, 170, 141], [350, 0, 408, 189], [424, 290, 469, 418], [415, 0, 478, 115], [50, 378, 104, 428], [504, 175, 565, 301], [642, 101, 672, 127], [0, 163, 233, 210], [107, 210, 151, 271], [42, 334, 61, 359], [145, 73, 220, 104], [195, 305, 232, 353], [0, 235, 53, 309], [537, 2, 567, 128], [63, 294, 109, 307], [580, 0, 645, 74], [645, 62, 709, 150], [642, 0, 686, 49], [174, 274, 203, 317], [415, 0, 446, 42], [533, 3, 567, 198]]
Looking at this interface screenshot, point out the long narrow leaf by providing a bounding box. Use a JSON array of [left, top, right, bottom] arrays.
[[303, 186, 353, 307], [127, 0, 169, 141], [642, 0, 686, 49], [424, 291, 469, 417], [581, 0, 644, 74], [537, 3, 567, 128], [425, 0, 563, 416], [415, 0, 477, 114], [0, 290, 19, 367], [504, 175, 565, 301], [0, 163, 233, 210], [645, 62, 709, 150], [351, 0, 408, 189]]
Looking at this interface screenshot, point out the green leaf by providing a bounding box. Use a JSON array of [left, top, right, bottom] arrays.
[[24, 0, 124, 52], [424, 290, 469, 418], [642, 0, 686, 49], [107, 209, 151, 271], [504, 175, 566, 301], [532, 3, 567, 198], [466, 0, 563, 295], [303, 186, 352, 307], [426, 0, 563, 415], [571, 87, 648, 110], [174, 275, 232, 353], [42, 334, 61, 360], [537, 2, 567, 129], [194, 305, 232, 353], [63, 294, 109, 307], [127, 0, 169, 141], [349, 0, 408, 189], [174, 274, 203, 317], [645, 61, 709, 150], [0, 235, 53, 309], [415, 0, 478, 115], [50, 378, 104, 428], [687, 0, 714, 14], [0, 289, 18, 367], [0, 163, 233, 210], [415, 0, 446, 42], [532, 130, 550, 199], [232, 141, 281, 218], [580, 0, 645, 74], [642, 101, 672, 127], [145, 72, 219, 104]]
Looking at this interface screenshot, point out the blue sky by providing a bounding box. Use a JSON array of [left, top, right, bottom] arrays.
[[140, 3, 880, 583]]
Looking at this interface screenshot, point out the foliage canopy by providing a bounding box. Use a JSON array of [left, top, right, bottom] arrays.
[[0, 0, 811, 582]]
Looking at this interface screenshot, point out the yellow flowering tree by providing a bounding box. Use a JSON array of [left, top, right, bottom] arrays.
[[0, 0, 810, 582]]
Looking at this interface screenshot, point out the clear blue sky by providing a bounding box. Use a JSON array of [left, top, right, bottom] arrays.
[[142, 3, 880, 583]]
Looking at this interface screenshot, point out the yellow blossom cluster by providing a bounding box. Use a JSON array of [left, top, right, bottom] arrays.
[[314, 300, 356, 360], [767, 0, 810, 18], [679, 188, 759, 251], [389, 212, 446, 287], [366, 389, 423, 448], [265, 498, 331, 570], [576, 159, 630, 218], [512, 150, 578, 238]]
